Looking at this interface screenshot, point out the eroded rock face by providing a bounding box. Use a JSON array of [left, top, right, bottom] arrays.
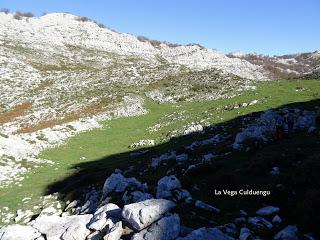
[[122, 199, 176, 230], [0, 224, 41, 240], [131, 214, 180, 240], [30, 214, 92, 240], [176, 227, 234, 240]]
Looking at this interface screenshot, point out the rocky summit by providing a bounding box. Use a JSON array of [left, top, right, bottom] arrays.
[[0, 9, 320, 240]]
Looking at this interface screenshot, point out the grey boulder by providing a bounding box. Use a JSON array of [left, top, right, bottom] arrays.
[[102, 173, 143, 196], [177, 227, 234, 240], [274, 225, 298, 240], [156, 175, 181, 199], [122, 199, 176, 230], [256, 206, 280, 216], [0, 224, 41, 240], [131, 214, 180, 240], [88, 203, 121, 231], [30, 214, 92, 240], [103, 221, 123, 240], [194, 200, 220, 213]]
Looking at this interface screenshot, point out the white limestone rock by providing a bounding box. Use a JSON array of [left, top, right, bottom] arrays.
[[248, 216, 273, 229], [0, 224, 41, 240], [102, 173, 144, 196], [183, 124, 203, 135], [14, 209, 34, 224], [87, 231, 105, 240], [176, 153, 189, 162], [65, 200, 78, 211], [151, 151, 176, 168], [256, 206, 280, 216], [195, 200, 220, 213], [173, 189, 192, 202], [176, 227, 234, 240], [130, 139, 155, 148], [272, 215, 282, 224], [39, 206, 62, 217], [156, 175, 181, 199], [270, 167, 280, 176], [274, 225, 298, 240], [103, 221, 123, 240], [30, 214, 92, 240], [122, 190, 153, 204], [239, 227, 252, 240], [88, 203, 121, 231], [203, 153, 214, 162], [122, 199, 176, 230], [217, 223, 237, 237], [131, 214, 180, 240]]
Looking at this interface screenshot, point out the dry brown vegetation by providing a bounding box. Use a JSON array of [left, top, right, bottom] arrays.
[[0, 102, 32, 125], [17, 100, 113, 134]]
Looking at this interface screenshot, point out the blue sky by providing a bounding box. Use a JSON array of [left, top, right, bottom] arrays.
[[1, 0, 319, 55]]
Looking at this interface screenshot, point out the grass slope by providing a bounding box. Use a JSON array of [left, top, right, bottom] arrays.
[[0, 79, 319, 217]]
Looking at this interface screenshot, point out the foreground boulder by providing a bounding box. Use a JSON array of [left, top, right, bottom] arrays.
[[122, 199, 176, 230], [176, 227, 234, 240], [131, 214, 180, 240], [0, 224, 41, 240], [88, 203, 121, 231], [30, 214, 92, 240]]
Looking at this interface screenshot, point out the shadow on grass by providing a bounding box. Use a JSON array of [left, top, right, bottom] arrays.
[[45, 99, 320, 236]]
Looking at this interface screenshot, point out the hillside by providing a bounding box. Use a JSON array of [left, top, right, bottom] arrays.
[[228, 51, 320, 80], [0, 11, 320, 240]]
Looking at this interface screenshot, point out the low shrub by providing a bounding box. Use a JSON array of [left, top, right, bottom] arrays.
[[75, 16, 91, 22], [13, 11, 34, 20], [137, 35, 181, 48], [97, 23, 106, 28]]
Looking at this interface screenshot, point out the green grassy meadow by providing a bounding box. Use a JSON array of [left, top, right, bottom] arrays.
[[1, 79, 319, 217]]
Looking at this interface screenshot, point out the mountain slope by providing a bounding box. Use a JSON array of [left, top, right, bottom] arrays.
[[228, 51, 320, 79], [0, 12, 270, 133]]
